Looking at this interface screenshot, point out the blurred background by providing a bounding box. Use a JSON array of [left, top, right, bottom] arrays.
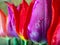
[[0, 0, 31, 15]]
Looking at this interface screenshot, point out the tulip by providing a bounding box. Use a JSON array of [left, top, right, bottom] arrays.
[[5, 0, 35, 40], [47, 0, 60, 45], [5, 2, 19, 37], [0, 9, 7, 37], [28, 0, 52, 42], [19, 0, 35, 40]]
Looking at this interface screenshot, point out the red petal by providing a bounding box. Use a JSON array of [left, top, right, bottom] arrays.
[[23, 0, 35, 39], [18, 0, 35, 40], [19, 0, 29, 40], [0, 9, 7, 36], [47, 0, 60, 45], [51, 18, 60, 45]]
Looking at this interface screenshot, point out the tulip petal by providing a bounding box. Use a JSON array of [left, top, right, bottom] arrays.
[[24, 0, 35, 39], [51, 20, 60, 45], [18, 0, 35, 40], [28, 0, 52, 42], [19, 0, 29, 40], [47, 0, 60, 45], [5, 2, 18, 37], [0, 9, 7, 37]]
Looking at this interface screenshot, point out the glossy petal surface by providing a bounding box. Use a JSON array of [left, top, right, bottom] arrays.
[[51, 20, 60, 45], [28, 0, 52, 42], [47, 0, 60, 45]]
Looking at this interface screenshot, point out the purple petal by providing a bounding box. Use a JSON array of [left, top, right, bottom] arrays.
[[28, 0, 52, 42], [7, 6, 18, 37]]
